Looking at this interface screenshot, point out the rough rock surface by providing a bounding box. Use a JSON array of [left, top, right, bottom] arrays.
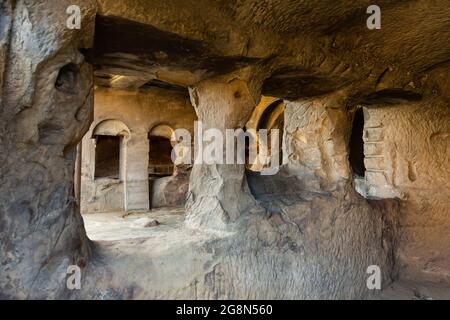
[[1, 0, 449, 299], [0, 0, 97, 299], [365, 99, 450, 285], [133, 218, 160, 228], [185, 69, 266, 231], [151, 167, 190, 209]]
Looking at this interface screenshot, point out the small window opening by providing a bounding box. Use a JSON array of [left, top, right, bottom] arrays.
[[148, 136, 174, 178], [95, 135, 121, 179]]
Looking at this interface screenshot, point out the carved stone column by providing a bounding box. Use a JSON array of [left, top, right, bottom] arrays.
[[186, 70, 264, 230]]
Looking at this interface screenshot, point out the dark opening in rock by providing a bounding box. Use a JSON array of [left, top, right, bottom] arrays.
[[95, 135, 121, 179], [257, 100, 285, 169], [362, 89, 422, 105], [148, 136, 174, 177], [55, 63, 78, 94], [349, 108, 366, 177]]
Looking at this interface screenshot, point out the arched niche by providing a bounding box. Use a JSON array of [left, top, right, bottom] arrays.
[[149, 124, 174, 140], [246, 97, 285, 172], [148, 124, 175, 177], [91, 119, 130, 180], [92, 119, 131, 138], [257, 100, 285, 132]]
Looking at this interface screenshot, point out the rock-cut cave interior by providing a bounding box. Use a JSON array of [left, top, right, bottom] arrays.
[[0, 0, 449, 300]]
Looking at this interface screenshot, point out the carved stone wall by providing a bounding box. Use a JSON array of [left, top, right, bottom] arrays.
[[80, 88, 197, 213]]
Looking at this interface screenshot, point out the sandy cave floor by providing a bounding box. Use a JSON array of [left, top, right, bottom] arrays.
[[378, 280, 450, 300], [82, 207, 186, 241], [81, 207, 450, 300]]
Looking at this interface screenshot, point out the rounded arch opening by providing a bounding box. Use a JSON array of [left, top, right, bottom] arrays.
[[251, 99, 285, 172], [92, 119, 130, 180], [257, 100, 285, 132], [148, 124, 175, 177], [92, 119, 131, 138]]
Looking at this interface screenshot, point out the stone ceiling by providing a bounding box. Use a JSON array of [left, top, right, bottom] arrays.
[[89, 0, 450, 101]]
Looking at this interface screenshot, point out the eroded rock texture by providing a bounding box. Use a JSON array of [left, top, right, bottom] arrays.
[[185, 70, 265, 230], [1, 0, 449, 299], [151, 165, 191, 209], [0, 0, 97, 299], [365, 99, 450, 284]]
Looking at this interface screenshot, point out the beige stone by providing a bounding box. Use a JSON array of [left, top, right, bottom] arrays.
[[1, 0, 449, 300]]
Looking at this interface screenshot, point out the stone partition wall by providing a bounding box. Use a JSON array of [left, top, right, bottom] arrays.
[[362, 101, 450, 284], [80, 119, 130, 213], [354, 107, 403, 199], [283, 91, 352, 192], [283, 89, 450, 285], [80, 87, 197, 213]]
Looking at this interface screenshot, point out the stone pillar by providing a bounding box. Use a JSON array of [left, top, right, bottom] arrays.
[[186, 71, 263, 230], [124, 131, 150, 211], [74, 143, 82, 205]]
